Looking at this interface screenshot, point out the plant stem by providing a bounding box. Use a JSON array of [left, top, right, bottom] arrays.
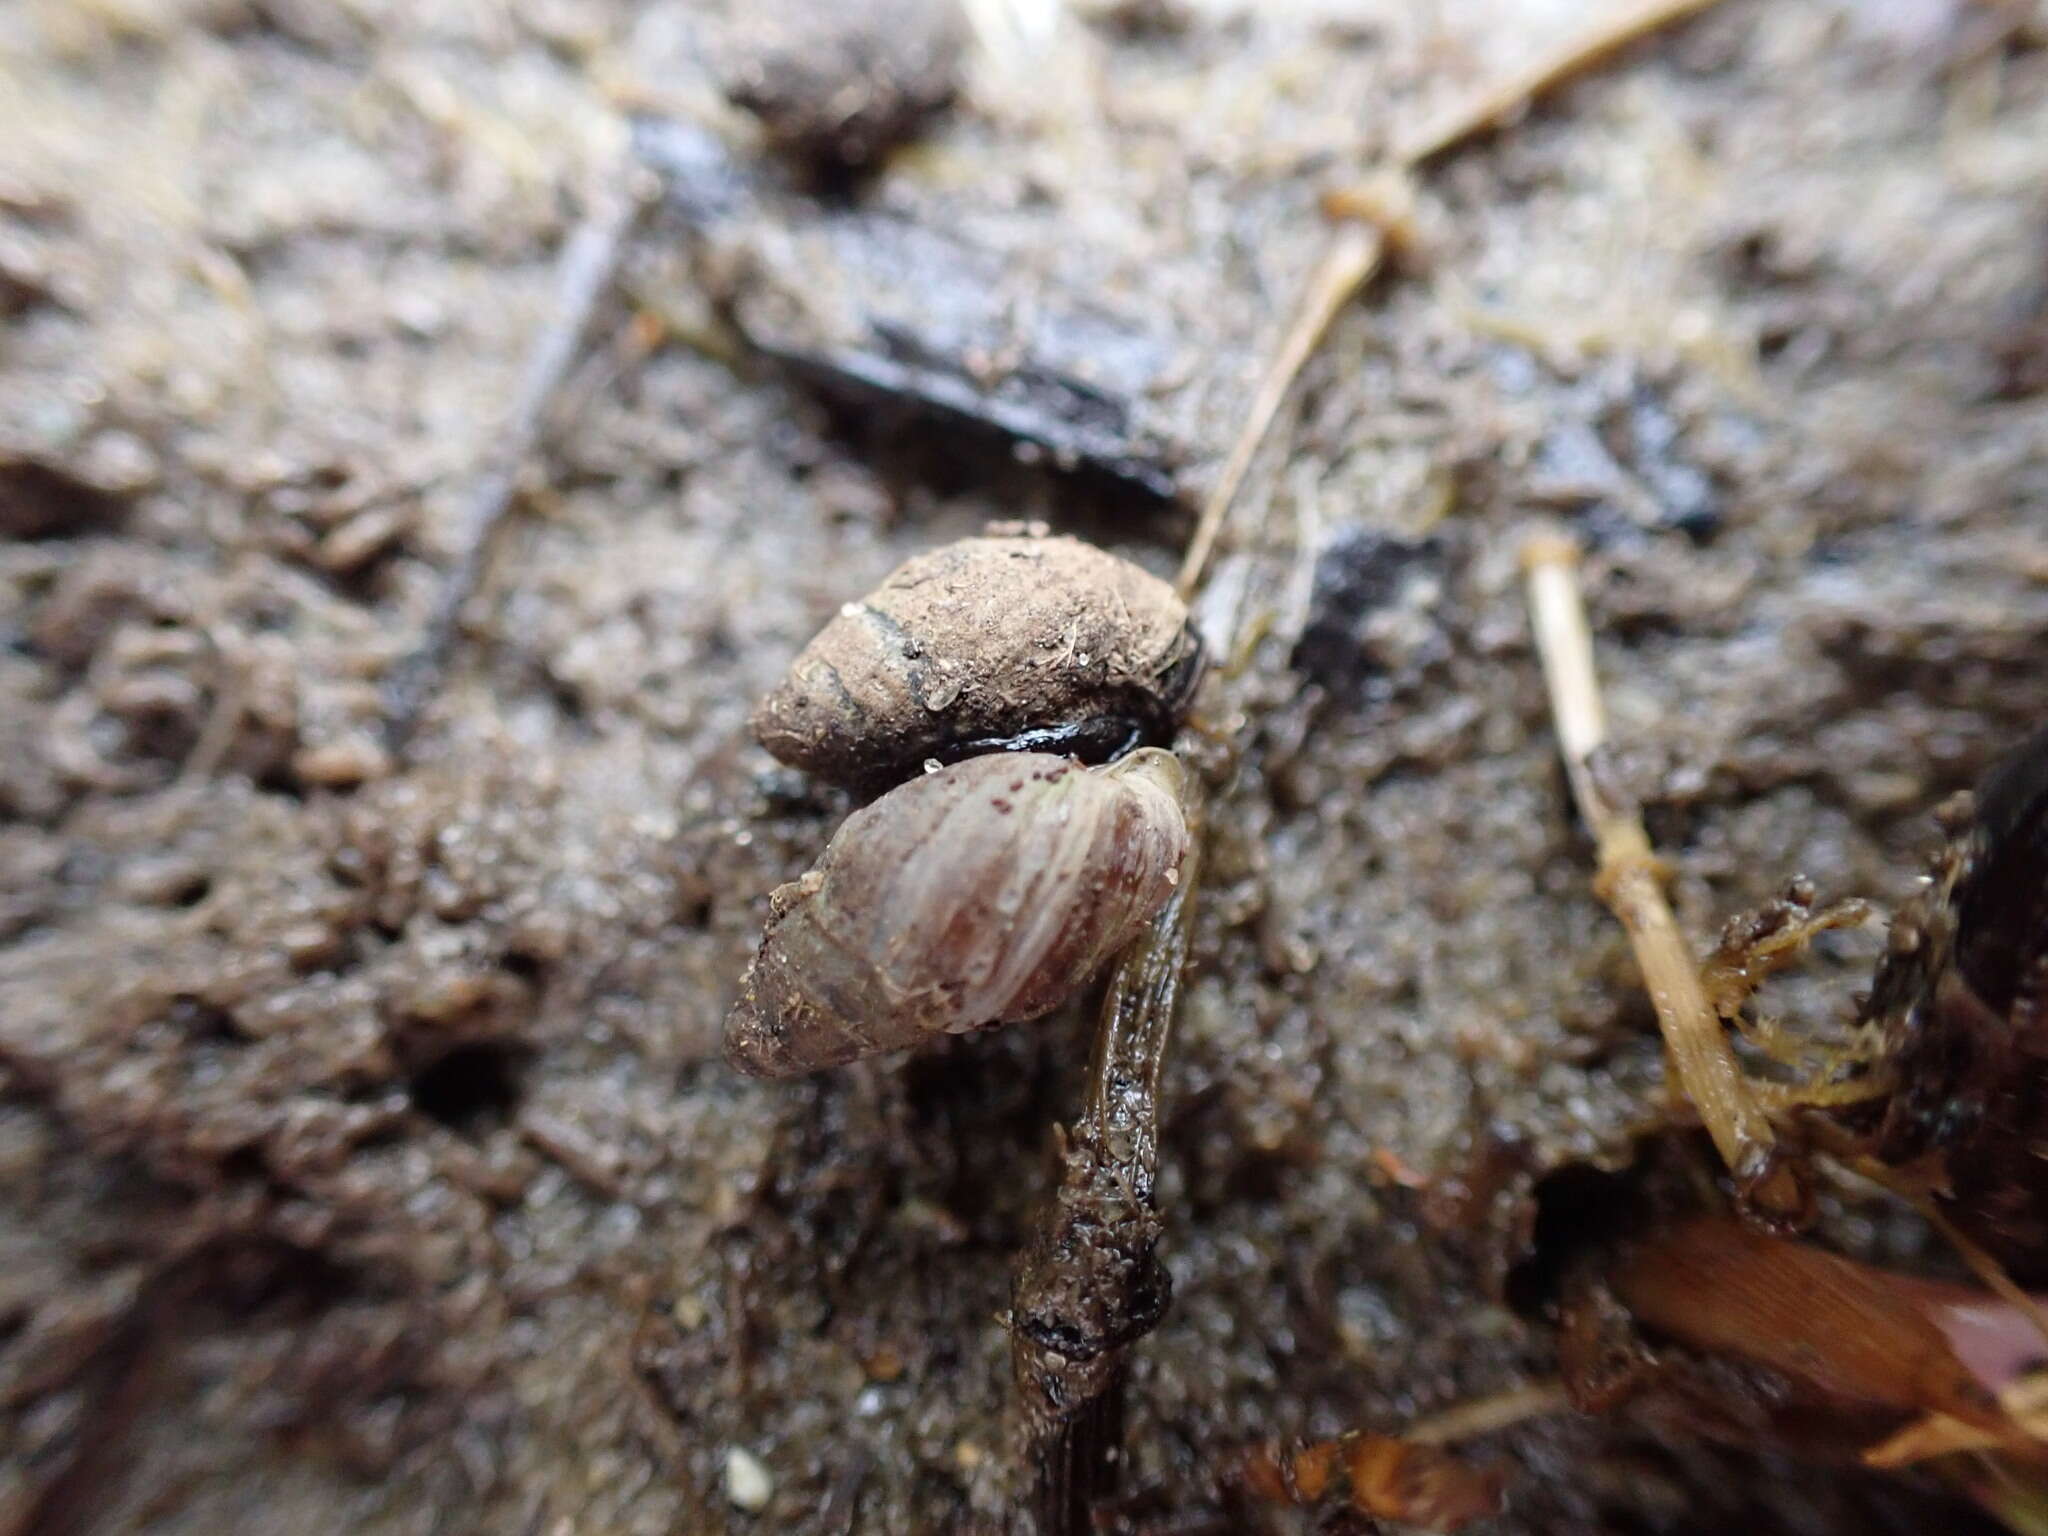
[[1521, 531, 1807, 1226], [1010, 755, 1202, 1536]]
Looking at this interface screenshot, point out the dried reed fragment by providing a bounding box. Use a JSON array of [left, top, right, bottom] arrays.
[[1400, 0, 1731, 165], [1520, 531, 1806, 1224], [1405, 1379, 1573, 1444], [1866, 1370, 2048, 1468], [1608, 1215, 2010, 1436], [1174, 209, 1389, 600]]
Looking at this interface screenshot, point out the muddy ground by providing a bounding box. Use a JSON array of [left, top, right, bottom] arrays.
[[2, 0, 2046, 1531]]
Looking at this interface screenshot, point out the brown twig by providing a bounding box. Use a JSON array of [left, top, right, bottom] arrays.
[[1010, 759, 1202, 1536], [380, 176, 645, 755], [1176, 0, 1730, 598], [1520, 531, 1808, 1225]]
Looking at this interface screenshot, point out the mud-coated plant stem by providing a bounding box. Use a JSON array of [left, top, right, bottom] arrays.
[[1010, 768, 1202, 1536]]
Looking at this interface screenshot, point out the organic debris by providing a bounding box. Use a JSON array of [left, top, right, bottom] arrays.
[[1242, 1429, 1506, 1532], [4, 0, 2046, 1531], [712, 0, 966, 177], [1602, 1215, 2011, 1441]]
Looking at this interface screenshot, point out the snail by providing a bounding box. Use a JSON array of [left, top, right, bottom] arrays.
[[751, 532, 1204, 794], [725, 749, 1191, 1077], [1859, 720, 2048, 1278]]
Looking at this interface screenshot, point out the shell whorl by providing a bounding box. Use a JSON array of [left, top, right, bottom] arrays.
[[724, 750, 1188, 1077], [750, 535, 1203, 792]]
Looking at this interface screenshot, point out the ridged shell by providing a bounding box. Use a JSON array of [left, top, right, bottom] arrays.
[[752, 535, 1203, 792], [725, 750, 1189, 1077]]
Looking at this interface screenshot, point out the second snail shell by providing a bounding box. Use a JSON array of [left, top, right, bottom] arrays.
[[725, 749, 1190, 1077]]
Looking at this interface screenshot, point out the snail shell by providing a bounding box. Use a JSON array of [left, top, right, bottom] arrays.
[[752, 534, 1204, 793], [725, 749, 1190, 1077]]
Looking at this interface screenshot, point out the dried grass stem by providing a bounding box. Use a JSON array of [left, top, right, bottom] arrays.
[[1521, 532, 1800, 1220]]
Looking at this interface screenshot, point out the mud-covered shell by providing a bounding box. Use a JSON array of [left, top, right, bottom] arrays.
[[752, 534, 1204, 793], [725, 750, 1189, 1077]]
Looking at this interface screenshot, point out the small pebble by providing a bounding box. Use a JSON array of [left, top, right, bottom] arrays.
[[80, 430, 162, 496], [725, 1446, 774, 1512], [112, 852, 211, 907], [863, 1342, 905, 1381], [293, 736, 392, 788], [316, 506, 404, 574]]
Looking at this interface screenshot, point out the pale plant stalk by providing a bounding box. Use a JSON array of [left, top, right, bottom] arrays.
[[1065, 6, 1739, 1523], [1400, 0, 1732, 165], [1175, 220, 1386, 599], [1521, 531, 1804, 1220]]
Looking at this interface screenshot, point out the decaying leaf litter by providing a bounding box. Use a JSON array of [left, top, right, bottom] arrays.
[[3, 0, 2048, 1532]]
